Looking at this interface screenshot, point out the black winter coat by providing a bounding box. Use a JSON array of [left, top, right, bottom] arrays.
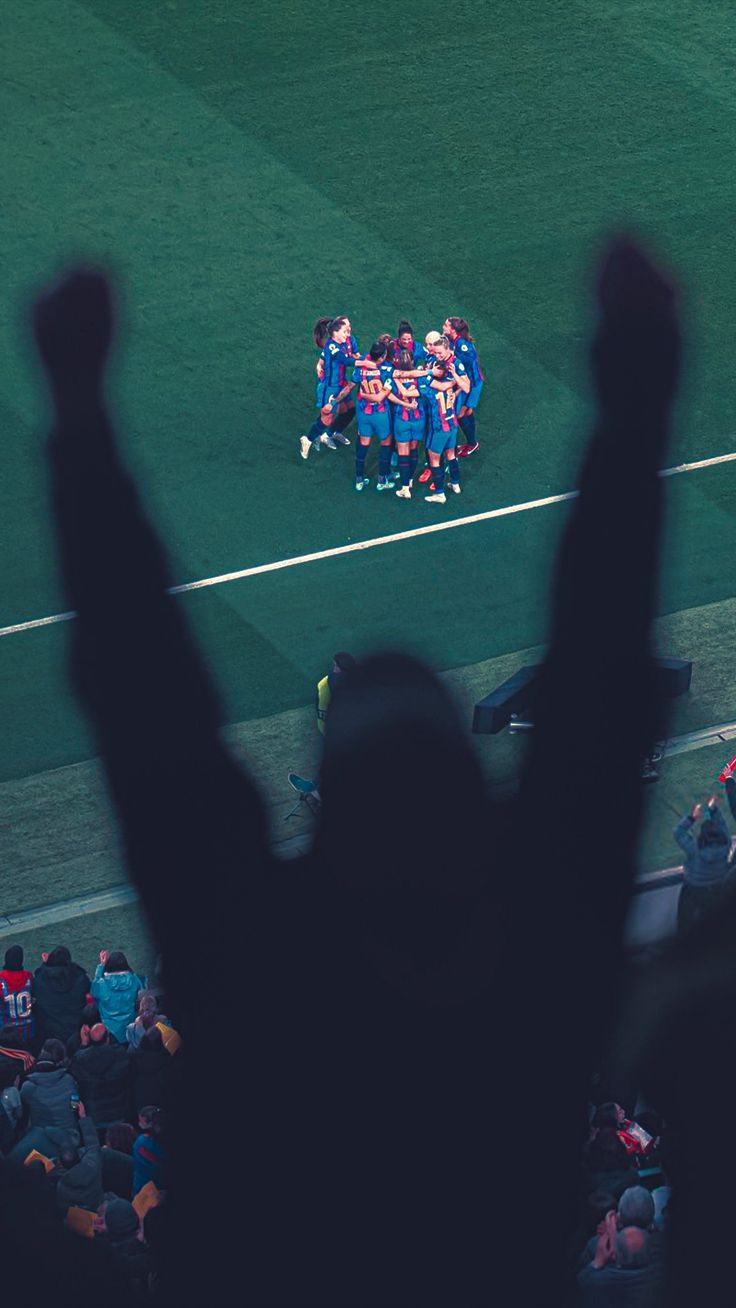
[[33, 961, 90, 1044], [69, 1044, 131, 1127]]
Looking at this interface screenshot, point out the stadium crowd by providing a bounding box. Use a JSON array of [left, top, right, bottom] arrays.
[[0, 944, 178, 1301], [4, 241, 736, 1306], [0, 929, 676, 1304]]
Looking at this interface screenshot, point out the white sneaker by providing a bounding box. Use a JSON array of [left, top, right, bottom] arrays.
[[355, 477, 370, 491], [320, 433, 338, 450], [333, 432, 351, 446], [396, 486, 411, 499], [425, 492, 446, 504], [299, 436, 311, 460], [449, 483, 461, 494]]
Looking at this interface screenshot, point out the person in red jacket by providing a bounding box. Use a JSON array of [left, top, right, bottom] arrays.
[[0, 946, 35, 1046]]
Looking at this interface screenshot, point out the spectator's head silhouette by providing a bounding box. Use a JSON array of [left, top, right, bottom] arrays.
[[45, 946, 71, 967], [698, 819, 728, 849], [105, 1198, 139, 1240], [105, 1122, 136, 1154], [3, 947, 23, 971], [58, 1143, 81, 1171], [36, 1038, 66, 1069], [317, 652, 486, 894], [105, 952, 129, 973]]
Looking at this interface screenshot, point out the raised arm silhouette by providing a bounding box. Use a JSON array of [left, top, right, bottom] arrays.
[[24, 238, 680, 1304]]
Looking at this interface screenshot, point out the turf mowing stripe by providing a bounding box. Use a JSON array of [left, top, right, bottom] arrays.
[[2, 448, 735, 639]]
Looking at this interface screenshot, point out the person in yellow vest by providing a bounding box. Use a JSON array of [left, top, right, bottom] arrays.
[[316, 652, 357, 735], [289, 652, 357, 806]]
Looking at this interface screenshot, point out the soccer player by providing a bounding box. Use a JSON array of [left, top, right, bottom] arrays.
[[392, 350, 425, 499], [443, 317, 484, 456], [422, 338, 469, 504], [353, 341, 411, 492], [389, 319, 417, 365], [300, 317, 354, 459]]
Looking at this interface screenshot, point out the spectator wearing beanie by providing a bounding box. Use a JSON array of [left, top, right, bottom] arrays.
[[0, 946, 35, 1046], [91, 950, 146, 1043], [130, 1025, 178, 1116], [33, 946, 90, 1045], [70, 1022, 132, 1129], [99, 1197, 156, 1296]]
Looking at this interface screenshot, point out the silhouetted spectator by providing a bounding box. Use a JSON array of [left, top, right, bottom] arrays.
[[132, 1107, 167, 1196], [102, 1123, 136, 1200], [578, 1213, 661, 1305], [70, 1022, 131, 1129], [66, 1002, 101, 1059], [25, 239, 680, 1304], [33, 946, 90, 1045], [0, 1024, 35, 1089], [19, 1038, 77, 1133], [581, 1186, 661, 1268], [97, 1197, 156, 1301], [11, 1038, 79, 1162], [53, 1101, 103, 1214], [0, 946, 35, 1046], [91, 951, 146, 1043], [674, 796, 733, 932], [130, 1025, 177, 1115]]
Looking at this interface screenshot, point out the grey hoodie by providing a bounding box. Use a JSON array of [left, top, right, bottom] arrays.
[[674, 805, 732, 887], [20, 1065, 79, 1131]]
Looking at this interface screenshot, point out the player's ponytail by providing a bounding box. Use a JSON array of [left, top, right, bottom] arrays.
[[313, 317, 332, 348], [448, 316, 473, 341], [398, 349, 413, 370], [397, 318, 414, 339]]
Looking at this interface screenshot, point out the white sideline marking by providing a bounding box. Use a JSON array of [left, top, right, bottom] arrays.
[[2, 449, 735, 639]]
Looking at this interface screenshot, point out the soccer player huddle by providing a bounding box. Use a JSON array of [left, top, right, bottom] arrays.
[[300, 317, 485, 505]]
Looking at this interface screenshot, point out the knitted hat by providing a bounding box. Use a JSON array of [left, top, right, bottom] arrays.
[[105, 1198, 139, 1238]]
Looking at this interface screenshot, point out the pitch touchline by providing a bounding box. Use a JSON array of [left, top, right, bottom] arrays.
[[2, 450, 735, 639]]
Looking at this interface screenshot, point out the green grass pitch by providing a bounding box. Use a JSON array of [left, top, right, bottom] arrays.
[[2, 1, 736, 965]]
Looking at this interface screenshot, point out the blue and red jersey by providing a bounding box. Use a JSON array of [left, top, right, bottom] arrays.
[[321, 339, 353, 393], [389, 338, 418, 366], [424, 356, 468, 431], [0, 969, 35, 1042], [453, 337, 484, 387], [353, 361, 393, 414], [391, 375, 423, 430]]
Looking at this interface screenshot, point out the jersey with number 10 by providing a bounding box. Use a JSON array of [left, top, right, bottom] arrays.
[[353, 362, 393, 415]]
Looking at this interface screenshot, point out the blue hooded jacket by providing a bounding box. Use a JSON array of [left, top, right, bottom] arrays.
[[91, 965, 146, 1042]]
